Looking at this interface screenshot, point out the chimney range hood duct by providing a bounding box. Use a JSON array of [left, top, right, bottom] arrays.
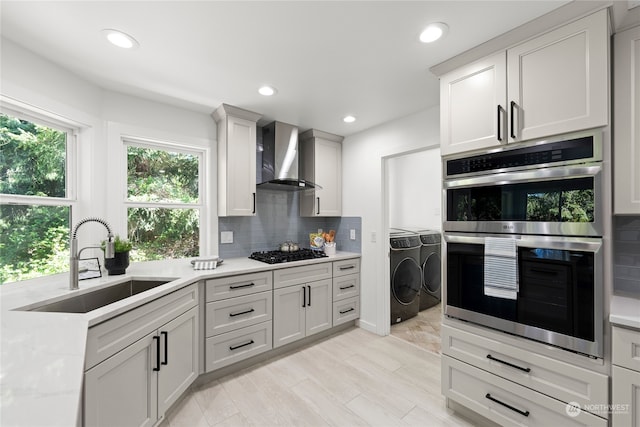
[[257, 121, 319, 191]]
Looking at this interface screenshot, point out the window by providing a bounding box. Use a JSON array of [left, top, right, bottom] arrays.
[[125, 141, 202, 261], [0, 108, 75, 284]]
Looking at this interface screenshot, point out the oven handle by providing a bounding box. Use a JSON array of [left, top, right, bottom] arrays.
[[443, 232, 603, 252], [444, 164, 601, 189]]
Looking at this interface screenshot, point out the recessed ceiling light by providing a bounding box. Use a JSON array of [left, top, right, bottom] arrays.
[[419, 22, 449, 43], [102, 29, 139, 49], [258, 86, 277, 96], [343, 115, 356, 123]]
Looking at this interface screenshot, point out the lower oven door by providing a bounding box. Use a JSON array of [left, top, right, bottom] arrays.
[[444, 232, 604, 358]]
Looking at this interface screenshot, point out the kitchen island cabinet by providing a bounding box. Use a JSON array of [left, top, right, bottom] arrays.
[[212, 103, 262, 217], [613, 24, 640, 214], [299, 129, 343, 217], [439, 8, 608, 156], [84, 284, 199, 427]]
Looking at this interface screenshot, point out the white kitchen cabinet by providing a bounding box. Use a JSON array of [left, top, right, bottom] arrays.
[[299, 129, 343, 217], [612, 325, 640, 426], [212, 103, 262, 216], [85, 305, 199, 427], [614, 25, 640, 214], [440, 9, 608, 156], [204, 271, 273, 372], [273, 278, 332, 348], [440, 52, 507, 156], [442, 321, 609, 425]]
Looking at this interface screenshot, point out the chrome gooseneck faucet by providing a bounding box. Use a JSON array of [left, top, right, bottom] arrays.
[[70, 217, 115, 290]]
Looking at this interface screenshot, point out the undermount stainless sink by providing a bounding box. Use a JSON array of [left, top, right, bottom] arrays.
[[28, 279, 172, 313]]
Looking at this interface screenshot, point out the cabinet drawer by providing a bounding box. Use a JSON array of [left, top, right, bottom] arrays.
[[205, 321, 272, 372], [333, 273, 359, 301], [333, 258, 360, 277], [442, 324, 608, 411], [613, 325, 640, 372], [85, 284, 198, 370], [333, 297, 359, 326], [273, 263, 332, 289], [205, 291, 272, 337], [442, 355, 607, 427], [205, 271, 272, 302]]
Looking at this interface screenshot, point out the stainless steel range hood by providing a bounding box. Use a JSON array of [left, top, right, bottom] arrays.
[[257, 121, 319, 191]]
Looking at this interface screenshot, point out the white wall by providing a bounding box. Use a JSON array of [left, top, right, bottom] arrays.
[[342, 107, 440, 335], [387, 148, 442, 231], [1, 38, 217, 251]]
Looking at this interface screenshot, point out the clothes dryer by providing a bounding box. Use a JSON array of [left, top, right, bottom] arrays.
[[416, 230, 442, 310], [389, 230, 422, 324]]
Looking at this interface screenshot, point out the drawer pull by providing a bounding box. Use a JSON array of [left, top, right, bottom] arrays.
[[229, 340, 254, 351], [229, 282, 255, 290], [339, 284, 355, 290], [161, 331, 168, 366], [339, 265, 355, 271], [229, 308, 255, 317], [486, 354, 531, 373], [485, 393, 530, 417], [339, 307, 355, 315]]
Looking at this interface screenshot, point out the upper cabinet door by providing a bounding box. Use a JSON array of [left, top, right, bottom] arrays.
[[507, 9, 609, 142], [226, 115, 257, 216], [314, 138, 342, 216], [299, 129, 344, 217], [440, 52, 507, 156], [213, 104, 261, 217], [614, 25, 640, 214]]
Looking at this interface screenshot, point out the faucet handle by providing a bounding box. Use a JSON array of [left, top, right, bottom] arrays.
[[105, 236, 115, 259]]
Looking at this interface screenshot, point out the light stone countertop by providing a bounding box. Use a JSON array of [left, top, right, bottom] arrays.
[[610, 294, 640, 330], [0, 252, 360, 427]]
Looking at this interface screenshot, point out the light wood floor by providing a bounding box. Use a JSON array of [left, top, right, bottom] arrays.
[[163, 317, 474, 427]]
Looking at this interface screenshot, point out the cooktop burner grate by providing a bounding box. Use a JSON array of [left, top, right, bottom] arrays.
[[249, 248, 328, 264]]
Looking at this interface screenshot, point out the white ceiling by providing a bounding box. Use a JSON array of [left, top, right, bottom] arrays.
[[0, 1, 570, 136]]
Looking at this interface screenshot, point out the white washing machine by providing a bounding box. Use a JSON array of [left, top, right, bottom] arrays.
[[389, 229, 422, 324]]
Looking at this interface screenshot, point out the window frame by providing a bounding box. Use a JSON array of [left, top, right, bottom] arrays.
[[122, 136, 206, 259], [0, 102, 79, 283]]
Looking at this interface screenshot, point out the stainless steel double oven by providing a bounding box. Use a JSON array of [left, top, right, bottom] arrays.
[[443, 132, 605, 358]]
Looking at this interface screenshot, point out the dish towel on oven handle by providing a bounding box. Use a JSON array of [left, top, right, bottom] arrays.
[[484, 237, 518, 300]]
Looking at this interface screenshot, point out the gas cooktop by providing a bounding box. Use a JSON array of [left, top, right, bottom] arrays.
[[249, 248, 328, 264]]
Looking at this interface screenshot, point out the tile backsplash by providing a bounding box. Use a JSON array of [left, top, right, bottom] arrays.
[[614, 216, 640, 297], [218, 189, 361, 259]]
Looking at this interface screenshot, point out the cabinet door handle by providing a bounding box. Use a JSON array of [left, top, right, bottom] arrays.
[[252, 192, 256, 214], [317, 197, 320, 215], [486, 354, 531, 373], [340, 307, 355, 314], [307, 285, 311, 306], [153, 336, 161, 372], [497, 105, 504, 142], [510, 101, 517, 139], [339, 266, 355, 271], [302, 286, 307, 308], [229, 308, 255, 317], [485, 393, 530, 417], [339, 284, 355, 290], [230, 282, 255, 290], [229, 340, 254, 351], [161, 331, 168, 366]]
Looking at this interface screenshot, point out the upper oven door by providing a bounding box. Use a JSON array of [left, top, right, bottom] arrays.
[[444, 163, 603, 237]]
